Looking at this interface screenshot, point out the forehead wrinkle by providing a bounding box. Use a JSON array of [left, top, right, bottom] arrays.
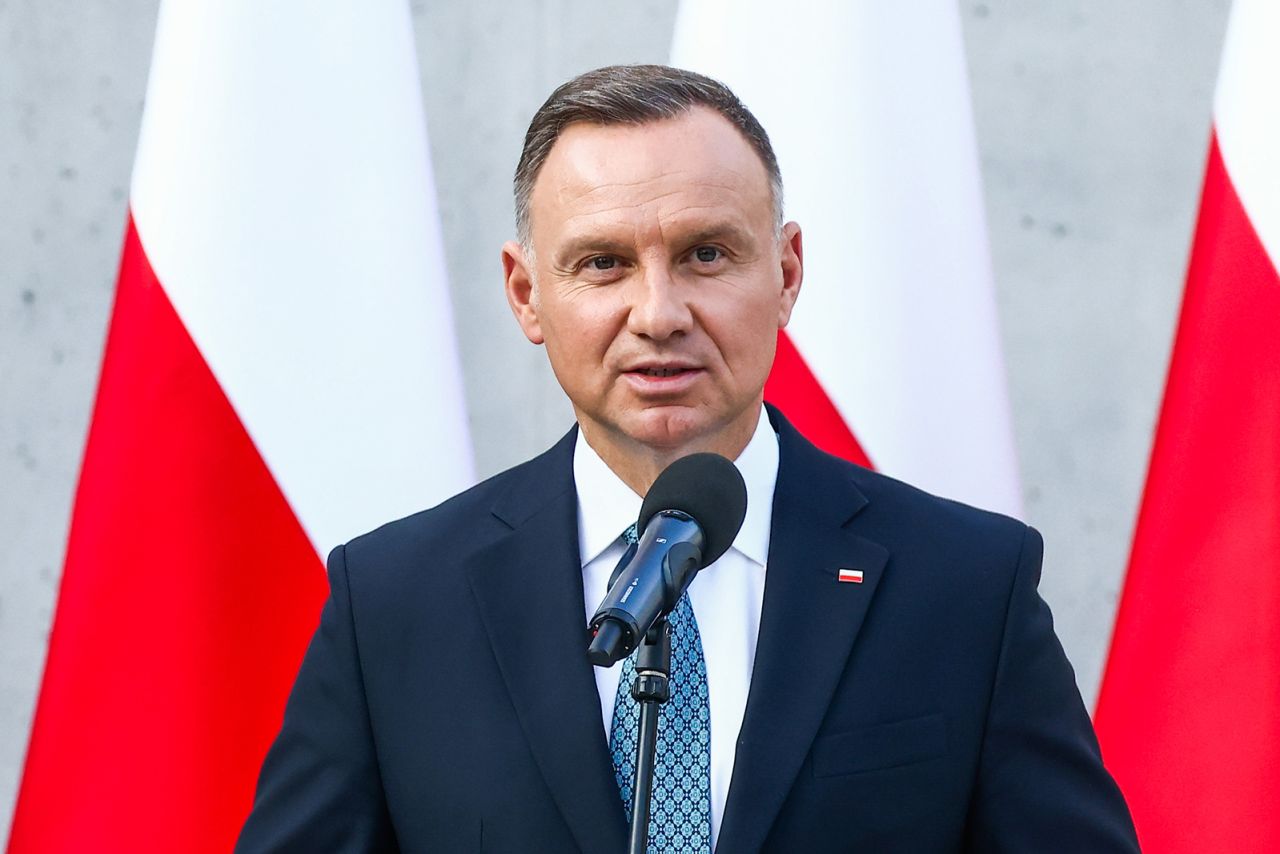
[[531, 115, 778, 256], [557, 201, 754, 253], [534, 106, 776, 201], [583, 162, 749, 188], [555, 174, 751, 217], [557, 179, 759, 229]]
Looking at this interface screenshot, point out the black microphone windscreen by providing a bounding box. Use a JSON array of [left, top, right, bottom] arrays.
[[637, 453, 748, 566]]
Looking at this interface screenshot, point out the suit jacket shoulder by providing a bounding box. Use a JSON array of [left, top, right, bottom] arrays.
[[768, 405, 1031, 608], [339, 427, 579, 605]]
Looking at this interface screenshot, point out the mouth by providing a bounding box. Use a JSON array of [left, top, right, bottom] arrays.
[[623, 360, 701, 376], [621, 362, 704, 393]]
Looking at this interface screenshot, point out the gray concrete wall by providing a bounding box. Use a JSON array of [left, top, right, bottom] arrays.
[[0, 0, 1232, 841], [1, 0, 162, 842], [962, 0, 1230, 704]]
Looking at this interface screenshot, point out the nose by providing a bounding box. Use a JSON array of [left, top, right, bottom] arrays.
[[626, 261, 692, 341]]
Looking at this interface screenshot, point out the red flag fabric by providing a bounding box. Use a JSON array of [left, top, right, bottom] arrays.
[[8, 1, 473, 850], [1094, 2, 1280, 848], [764, 332, 871, 468], [7, 220, 329, 851]]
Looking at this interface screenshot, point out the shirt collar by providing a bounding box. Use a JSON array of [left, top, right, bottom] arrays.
[[573, 407, 778, 568]]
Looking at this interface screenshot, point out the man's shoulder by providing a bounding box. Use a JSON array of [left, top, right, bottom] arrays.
[[797, 449, 1039, 615], [777, 436, 1035, 613], [344, 463, 516, 554], [848, 462, 1029, 551], [337, 428, 576, 586], [773, 410, 1029, 562]]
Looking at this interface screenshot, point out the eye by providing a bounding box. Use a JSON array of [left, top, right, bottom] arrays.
[[692, 246, 721, 263], [588, 255, 618, 271]]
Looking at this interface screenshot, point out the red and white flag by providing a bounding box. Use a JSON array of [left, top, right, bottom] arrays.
[[1095, 1, 1280, 849], [671, 1, 1021, 516], [8, 1, 473, 850]]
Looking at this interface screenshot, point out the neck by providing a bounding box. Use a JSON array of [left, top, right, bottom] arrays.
[[579, 404, 762, 496]]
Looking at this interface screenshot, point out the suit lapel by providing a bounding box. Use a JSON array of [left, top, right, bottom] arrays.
[[465, 429, 628, 854], [717, 413, 891, 853]]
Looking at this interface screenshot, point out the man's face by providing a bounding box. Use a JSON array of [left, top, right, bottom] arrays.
[[503, 106, 802, 458]]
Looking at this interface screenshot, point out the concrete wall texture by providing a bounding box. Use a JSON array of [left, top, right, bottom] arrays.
[[0, 0, 1233, 841]]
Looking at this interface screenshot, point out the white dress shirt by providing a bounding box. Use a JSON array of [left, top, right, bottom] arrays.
[[574, 407, 778, 849]]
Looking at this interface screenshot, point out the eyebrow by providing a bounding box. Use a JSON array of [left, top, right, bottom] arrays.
[[551, 237, 635, 268], [678, 222, 754, 249], [551, 221, 756, 268]]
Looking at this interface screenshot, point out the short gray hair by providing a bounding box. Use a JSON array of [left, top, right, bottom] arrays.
[[514, 64, 784, 247]]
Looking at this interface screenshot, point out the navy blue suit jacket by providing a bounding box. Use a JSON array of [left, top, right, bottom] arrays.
[[237, 408, 1137, 852]]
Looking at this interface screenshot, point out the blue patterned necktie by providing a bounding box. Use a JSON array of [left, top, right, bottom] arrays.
[[609, 523, 713, 853]]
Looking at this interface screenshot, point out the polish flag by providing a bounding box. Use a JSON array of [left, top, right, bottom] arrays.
[[671, 2, 1021, 516], [1094, 1, 1280, 849], [7, 2, 473, 851]]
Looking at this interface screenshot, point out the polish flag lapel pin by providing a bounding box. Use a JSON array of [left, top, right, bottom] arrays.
[[837, 568, 864, 584]]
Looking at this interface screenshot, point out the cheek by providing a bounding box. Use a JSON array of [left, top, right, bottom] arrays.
[[540, 301, 620, 385], [717, 295, 784, 353], [543, 284, 626, 331]]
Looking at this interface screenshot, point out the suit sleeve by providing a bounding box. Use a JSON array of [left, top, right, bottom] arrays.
[[964, 525, 1139, 852], [236, 544, 398, 853]]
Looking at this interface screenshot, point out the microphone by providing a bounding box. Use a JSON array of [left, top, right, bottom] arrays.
[[587, 452, 748, 667]]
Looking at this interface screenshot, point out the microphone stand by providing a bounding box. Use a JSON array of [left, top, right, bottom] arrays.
[[627, 616, 672, 854]]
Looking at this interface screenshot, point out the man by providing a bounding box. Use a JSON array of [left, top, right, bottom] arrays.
[[238, 65, 1138, 852]]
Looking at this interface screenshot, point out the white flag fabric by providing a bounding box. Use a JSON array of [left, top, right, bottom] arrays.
[[10, 2, 473, 850], [132, 0, 474, 552], [672, 0, 1021, 517]]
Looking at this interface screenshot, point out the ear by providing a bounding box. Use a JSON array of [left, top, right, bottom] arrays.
[[502, 240, 544, 345], [776, 221, 804, 328]]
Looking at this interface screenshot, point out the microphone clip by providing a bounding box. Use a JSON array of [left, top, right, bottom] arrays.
[[587, 510, 704, 667]]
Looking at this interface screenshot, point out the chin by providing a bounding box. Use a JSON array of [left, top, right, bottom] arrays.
[[621, 408, 714, 452]]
